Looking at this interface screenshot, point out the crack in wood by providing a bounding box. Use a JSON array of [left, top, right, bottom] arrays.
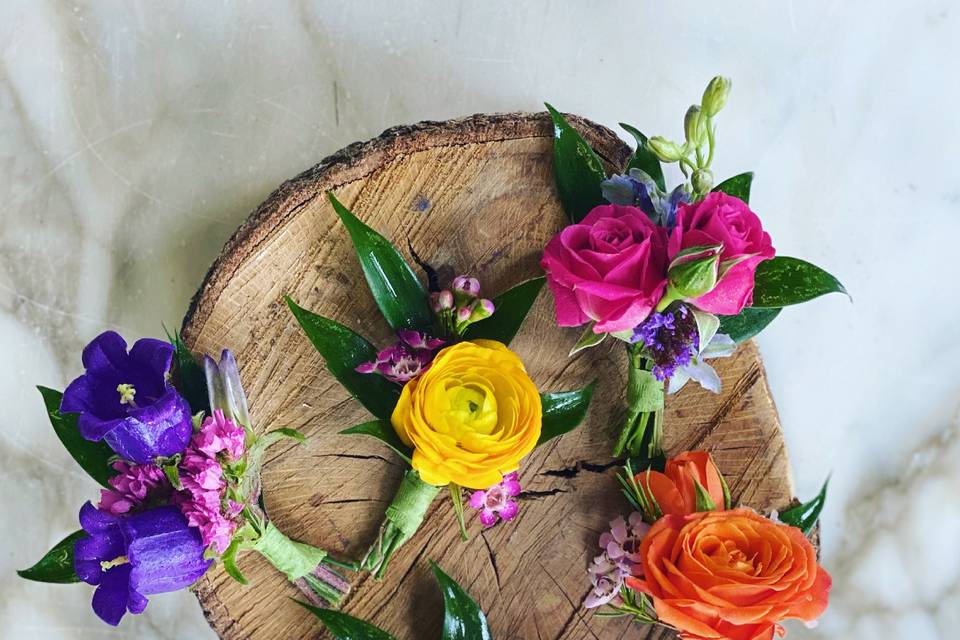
[[479, 531, 502, 590], [540, 459, 621, 479], [519, 488, 568, 500]]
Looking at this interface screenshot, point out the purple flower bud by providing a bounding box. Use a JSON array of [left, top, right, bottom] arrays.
[[61, 331, 193, 464], [452, 275, 480, 297], [430, 290, 455, 312], [457, 306, 473, 323], [74, 502, 211, 626]]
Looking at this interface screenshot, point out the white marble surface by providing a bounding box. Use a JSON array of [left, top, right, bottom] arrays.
[[2, 1, 958, 638]]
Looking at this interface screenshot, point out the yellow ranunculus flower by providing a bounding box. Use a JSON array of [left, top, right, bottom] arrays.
[[391, 339, 541, 489]]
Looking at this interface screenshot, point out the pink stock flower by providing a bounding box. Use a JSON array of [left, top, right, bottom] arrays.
[[193, 409, 246, 460], [355, 330, 444, 384], [468, 472, 521, 528], [97, 460, 170, 516], [541, 205, 669, 334], [669, 192, 775, 315]]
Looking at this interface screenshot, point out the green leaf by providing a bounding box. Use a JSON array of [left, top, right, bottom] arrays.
[[340, 420, 413, 464], [718, 307, 782, 343], [17, 530, 85, 583], [619, 123, 665, 191], [221, 538, 249, 585], [294, 599, 396, 640], [569, 323, 606, 356], [286, 297, 402, 419], [431, 562, 493, 640], [751, 257, 849, 308], [779, 477, 829, 535], [537, 382, 596, 446], [712, 172, 754, 203], [38, 386, 116, 488], [328, 192, 433, 332], [545, 103, 607, 223], [166, 328, 210, 414], [694, 480, 717, 512], [449, 483, 469, 542], [462, 277, 545, 346]]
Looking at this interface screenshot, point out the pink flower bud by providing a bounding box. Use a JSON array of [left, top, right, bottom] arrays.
[[431, 290, 454, 312], [452, 275, 480, 296], [457, 306, 473, 323]]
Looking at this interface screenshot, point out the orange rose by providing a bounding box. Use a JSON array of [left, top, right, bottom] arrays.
[[626, 508, 831, 640], [637, 450, 726, 516]]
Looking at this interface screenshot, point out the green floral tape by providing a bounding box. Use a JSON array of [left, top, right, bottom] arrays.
[[253, 522, 327, 581], [385, 470, 441, 537]]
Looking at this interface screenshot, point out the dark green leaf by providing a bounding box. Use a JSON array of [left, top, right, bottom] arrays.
[[340, 420, 413, 464], [294, 599, 396, 640], [38, 386, 116, 488], [462, 277, 545, 345], [712, 172, 754, 203], [779, 477, 829, 535], [286, 297, 401, 420], [166, 328, 210, 414], [545, 103, 607, 223], [17, 530, 84, 583], [751, 257, 849, 308], [619, 123, 665, 191], [431, 562, 492, 640], [718, 307, 782, 343], [537, 382, 596, 446], [328, 192, 433, 332]]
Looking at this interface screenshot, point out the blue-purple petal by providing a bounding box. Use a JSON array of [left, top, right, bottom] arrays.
[[81, 331, 129, 375], [91, 565, 134, 626], [128, 338, 174, 383], [121, 507, 211, 595], [102, 389, 192, 463]]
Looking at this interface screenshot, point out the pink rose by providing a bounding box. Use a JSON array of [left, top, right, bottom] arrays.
[[541, 205, 669, 333], [669, 192, 775, 315]]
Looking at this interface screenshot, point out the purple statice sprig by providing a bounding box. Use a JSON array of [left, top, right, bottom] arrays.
[[355, 329, 444, 384], [631, 305, 699, 381], [468, 472, 521, 528]]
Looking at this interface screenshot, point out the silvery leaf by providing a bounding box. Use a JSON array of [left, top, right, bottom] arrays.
[[701, 333, 736, 359], [692, 310, 720, 352]]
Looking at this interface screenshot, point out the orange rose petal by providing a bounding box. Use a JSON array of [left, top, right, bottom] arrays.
[[641, 471, 689, 515]]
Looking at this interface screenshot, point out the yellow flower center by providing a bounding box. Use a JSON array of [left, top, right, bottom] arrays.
[[445, 384, 498, 436], [116, 383, 137, 406], [100, 555, 129, 571]]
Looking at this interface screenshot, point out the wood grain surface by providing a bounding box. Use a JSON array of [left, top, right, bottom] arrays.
[[181, 113, 794, 640]]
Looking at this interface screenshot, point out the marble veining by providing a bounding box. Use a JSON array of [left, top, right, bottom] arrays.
[[2, 1, 958, 638]]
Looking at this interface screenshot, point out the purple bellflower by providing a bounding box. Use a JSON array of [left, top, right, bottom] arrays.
[[61, 331, 192, 463], [73, 502, 211, 626]]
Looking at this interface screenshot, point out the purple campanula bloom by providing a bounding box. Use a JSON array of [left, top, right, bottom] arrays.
[[61, 331, 193, 463], [204, 349, 252, 432], [73, 502, 211, 626]]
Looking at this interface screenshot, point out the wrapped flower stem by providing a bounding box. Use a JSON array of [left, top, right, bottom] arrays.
[[613, 343, 664, 458], [361, 470, 440, 579]]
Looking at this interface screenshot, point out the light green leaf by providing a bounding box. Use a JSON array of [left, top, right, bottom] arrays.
[[694, 480, 717, 512], [38, 386, 116, 488], [294, 600, 397, 640], [751, 257, 848, 308], [328, 192, 433, 332], [545, 103, 607, 223], [17, 530, 84, 583], [537, 382, 596, 446], [779, 477, 829, 535], [449, 484, 469, 542], [340, 420, 413, 464], [462, 277, 545, 346], [286, 297, 402, 420], [431, 562, 493, 640], [619, 123, 665, 191], [221, 538, 249, 585], [718, 307, 782, 343], [691, 309, 720, 351], [713, 172, 754, 203], [569, 323, 606, 356]]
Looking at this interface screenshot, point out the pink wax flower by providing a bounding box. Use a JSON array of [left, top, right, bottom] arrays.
[[541, 205, 669, 334], [97, 460, 170, 516], [584, 512, 649, 609], [668, 192, 775, 315], [355, 330, 444, 384], [468, 472, 521, 527]]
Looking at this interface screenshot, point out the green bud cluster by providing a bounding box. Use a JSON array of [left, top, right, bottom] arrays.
[[644, 76, 732, 199]]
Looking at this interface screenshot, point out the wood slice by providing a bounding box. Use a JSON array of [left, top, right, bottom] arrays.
[[181, 113, 794, 640]]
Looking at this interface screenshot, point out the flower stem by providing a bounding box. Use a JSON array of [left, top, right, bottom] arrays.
[[361, 470, 440, 579], [613, 343, 665, 458]]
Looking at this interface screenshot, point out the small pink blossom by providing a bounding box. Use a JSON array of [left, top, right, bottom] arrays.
[[97, 460, 169, 516], [355, 330, 444, 383], [583, 512, 649, 609], [468, 472, 521, 528], [194, 409, 246, 460], [584, 554, 626, 608]]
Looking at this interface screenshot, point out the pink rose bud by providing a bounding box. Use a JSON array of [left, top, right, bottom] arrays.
[[452, 275, 480, 296]]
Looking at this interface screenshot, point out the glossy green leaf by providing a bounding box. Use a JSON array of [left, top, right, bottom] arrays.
[[462, 277, 545, 345], [779, 477, 829, 535], [537, 382, 596, 446], [166, 328, 209, 414], [431, 562, 492, 640], [718, 307, 782, 343], [17, 530, 84, 583], [545, 103, 607, 223], [294, 599, 396, 640], [619, 123, 665, 191], [712, 172, 754, 203], [38, 386, 116, 488], [340, 420, 413, 464], [751, 257, 848, 308], [328, 192, 433, 332], [286, 297, 401, 419]]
